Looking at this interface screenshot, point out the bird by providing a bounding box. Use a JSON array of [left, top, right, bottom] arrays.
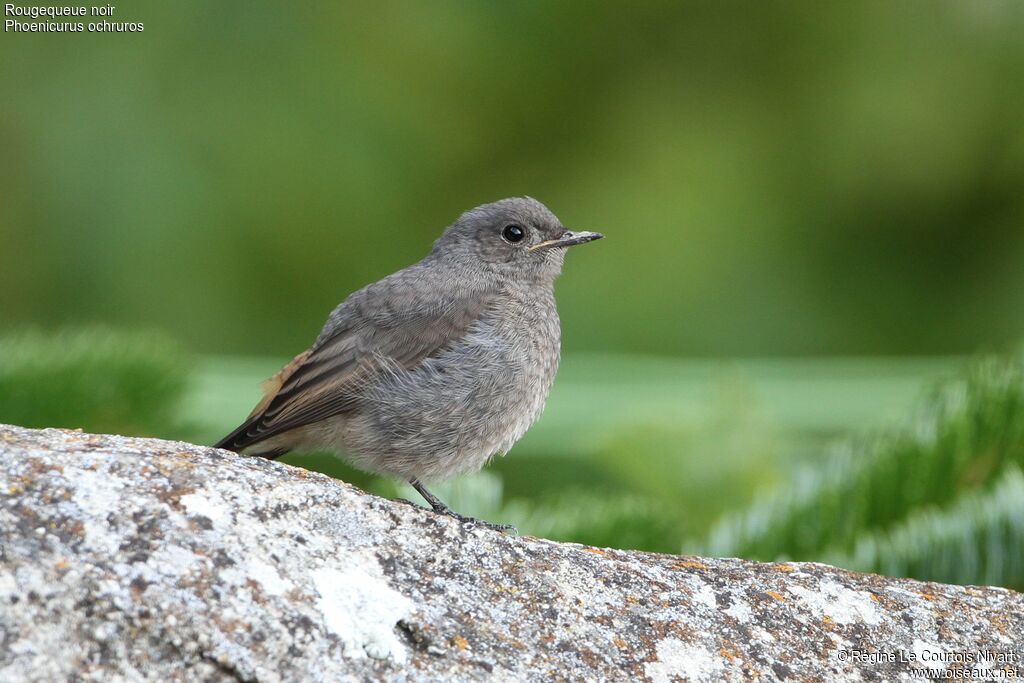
[[215, 197, 603, 529]]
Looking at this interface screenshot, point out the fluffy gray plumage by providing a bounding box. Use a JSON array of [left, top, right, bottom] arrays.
[[215, 197, 601, 519]]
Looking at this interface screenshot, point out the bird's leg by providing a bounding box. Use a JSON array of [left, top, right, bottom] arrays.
[[408, 478, 516, 533], [408, 478, 452, 514]]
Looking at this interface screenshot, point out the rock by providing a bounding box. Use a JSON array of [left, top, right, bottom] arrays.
[[0, 424, 1021, 682]]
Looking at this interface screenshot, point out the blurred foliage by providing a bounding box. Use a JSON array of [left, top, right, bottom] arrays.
[[0, 328, 189, 436], [824, 466, 1024, 589], [701, 349, 1024, 589], [3, 2, 1024, 358]]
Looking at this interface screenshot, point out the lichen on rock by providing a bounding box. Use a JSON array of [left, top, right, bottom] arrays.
[[0, 424, 1021, 682]]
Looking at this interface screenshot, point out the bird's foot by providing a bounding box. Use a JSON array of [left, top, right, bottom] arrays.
[[392, 497, 516, 533], [437, 508, 517, 534]]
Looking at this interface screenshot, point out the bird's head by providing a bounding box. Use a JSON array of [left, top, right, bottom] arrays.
[[433, 197, 603, 283]]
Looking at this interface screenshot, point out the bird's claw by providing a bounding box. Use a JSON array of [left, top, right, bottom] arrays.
[[440, 509, 517, 534]]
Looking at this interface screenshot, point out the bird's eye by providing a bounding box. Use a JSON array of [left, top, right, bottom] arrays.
[[502, 225, 525, 243]]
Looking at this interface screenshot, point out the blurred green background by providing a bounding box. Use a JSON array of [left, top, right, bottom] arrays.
[[3, 2, 1024, 589]]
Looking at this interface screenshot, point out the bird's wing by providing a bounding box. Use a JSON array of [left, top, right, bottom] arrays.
[[215, 281, 496, 452]]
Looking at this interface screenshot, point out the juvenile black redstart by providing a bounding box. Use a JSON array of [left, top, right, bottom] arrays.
[[215, 197, 602, 528]]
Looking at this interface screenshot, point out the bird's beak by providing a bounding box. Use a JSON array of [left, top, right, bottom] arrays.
[[528, 230, 605, 252]]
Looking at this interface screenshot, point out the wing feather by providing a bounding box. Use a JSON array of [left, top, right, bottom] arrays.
[[215, 284, 494, 452]]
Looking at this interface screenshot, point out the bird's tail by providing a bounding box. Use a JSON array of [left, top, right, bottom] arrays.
[[213, 421, 290, 460], [248, 447, 290, 460]]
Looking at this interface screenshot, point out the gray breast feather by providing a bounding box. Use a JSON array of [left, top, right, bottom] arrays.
[[340, 304, 560, 479]]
